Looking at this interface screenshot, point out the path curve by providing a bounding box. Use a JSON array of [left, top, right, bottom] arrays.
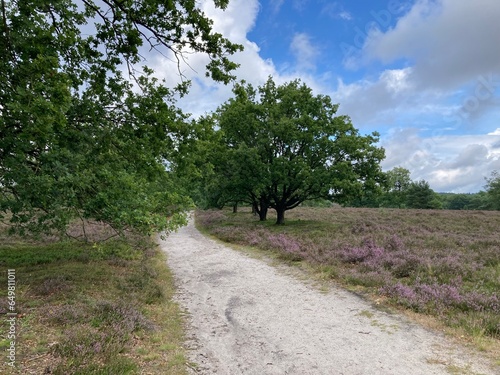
[[159, 217, 497, 375]]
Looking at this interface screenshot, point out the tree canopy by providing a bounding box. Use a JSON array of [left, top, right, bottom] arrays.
[[0, 0, 242, 237], [210, 78, 385, 224], [405, 180, 442, 209], [377, 167, 411, 208]]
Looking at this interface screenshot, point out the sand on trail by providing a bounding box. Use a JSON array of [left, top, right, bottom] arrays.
[[159, 217, 498, 375]]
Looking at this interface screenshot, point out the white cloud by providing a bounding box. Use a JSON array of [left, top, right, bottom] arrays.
[[488, 128, 500, 136], [339, 11, 353, 21], [149, 0, 278, 117], [270, 0, 285, 13], [201, 0, 259, 43], [293, 0, 310, 12], [448, 144, 489, 169], [330, 68, 427, 126], [362, 0, 500, 90], [290, 33, 319, 71], [333, 0, 500, 132], [381, 129, 500, 192], [321, 3, 352, 21], [380, 67, 413, 94]]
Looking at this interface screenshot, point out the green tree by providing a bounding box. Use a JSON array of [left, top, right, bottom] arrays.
[[0, 0, 241, 236], [485, 170, 500, 210], [381, 167, 412, 208], [439, 193, 473, 210], [215, 78, 385, 224], [466, 191, 492, 210], [440, 193, 465, 210], [171, 114, 252, 211], [386, 167, 411, 192], [406, 180, 442, 209]]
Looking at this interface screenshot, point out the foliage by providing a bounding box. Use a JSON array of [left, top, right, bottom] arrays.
[[196, 207, 500, 341], [176, 115, 242, 210], [379, 167, 411, 208], [439, 192, 491, 210], [439, 193, 472, 210], [406, 180, 442, 209], [0, 0, 241, 236], [349, 167, 500, 211], [485, 170, 500, 210], [386, 167, 412, 192], [210, 78, 385, 224]]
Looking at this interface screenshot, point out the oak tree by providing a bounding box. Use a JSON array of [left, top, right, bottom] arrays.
[[215, 78, 385, 224], [0, 0, 241, 237]]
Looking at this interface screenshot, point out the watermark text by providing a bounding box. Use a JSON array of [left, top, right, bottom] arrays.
[[6, 269, 16, 368]]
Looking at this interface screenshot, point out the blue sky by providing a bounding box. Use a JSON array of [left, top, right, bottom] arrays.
[[152, 0, 500, 193]]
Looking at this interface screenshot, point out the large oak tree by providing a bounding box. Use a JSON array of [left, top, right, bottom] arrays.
[[214, 78, 385, 224], [0, 0, 241, 237]]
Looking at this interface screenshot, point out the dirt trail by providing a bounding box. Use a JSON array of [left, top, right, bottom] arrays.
[[159, 217, 497, 375]]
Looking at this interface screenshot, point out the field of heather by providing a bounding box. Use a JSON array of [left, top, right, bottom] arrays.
[[196, 207, 500, 343]]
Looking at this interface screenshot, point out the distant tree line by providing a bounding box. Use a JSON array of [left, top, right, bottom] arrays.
[[346, 167, 500, 211]]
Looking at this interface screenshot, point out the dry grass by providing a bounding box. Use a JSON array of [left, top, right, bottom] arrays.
[[0, 222, 188, 375]]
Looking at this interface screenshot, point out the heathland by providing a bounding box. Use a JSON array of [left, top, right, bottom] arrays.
[[196, 206, 500, 360], [0, 222, 187, 375]]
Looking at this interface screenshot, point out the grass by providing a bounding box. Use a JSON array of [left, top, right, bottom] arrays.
[[196, 206, 500, 357], [0, 221, 188, 375]]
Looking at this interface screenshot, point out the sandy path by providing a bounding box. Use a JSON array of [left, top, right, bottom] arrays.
[[159, 217, 497, 375]]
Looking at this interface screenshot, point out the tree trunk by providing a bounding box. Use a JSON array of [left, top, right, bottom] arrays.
[[276, 207, 285, 225], [258, 198, 268, 221], [233, 202, 238, 213]]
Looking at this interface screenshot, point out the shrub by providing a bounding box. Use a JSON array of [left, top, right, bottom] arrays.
[[381, 281, 500, 317], [33, 276, 72, 296], [195, 209, 228, 228], [262, 233, 303, 261]]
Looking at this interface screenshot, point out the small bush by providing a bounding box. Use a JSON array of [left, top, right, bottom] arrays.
[[195, 209, 228, 228], [385, 234, 405, 251], [42, 304, 89, 325], [266, 233, 304, 261], [33, 276, 72, 296], [53, 325, 113, 360], [92, 300, 157, 332], [386, 252, 423, 278], [381, 282, 500, 319], [340, 243, 384, 265]]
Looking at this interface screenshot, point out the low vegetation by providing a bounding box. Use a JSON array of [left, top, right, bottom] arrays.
[[196, 207, 500, 351], [0, 222, 188, 374]]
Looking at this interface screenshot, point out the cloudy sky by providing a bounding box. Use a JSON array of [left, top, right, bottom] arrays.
[[153, 0, 500, 193]]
